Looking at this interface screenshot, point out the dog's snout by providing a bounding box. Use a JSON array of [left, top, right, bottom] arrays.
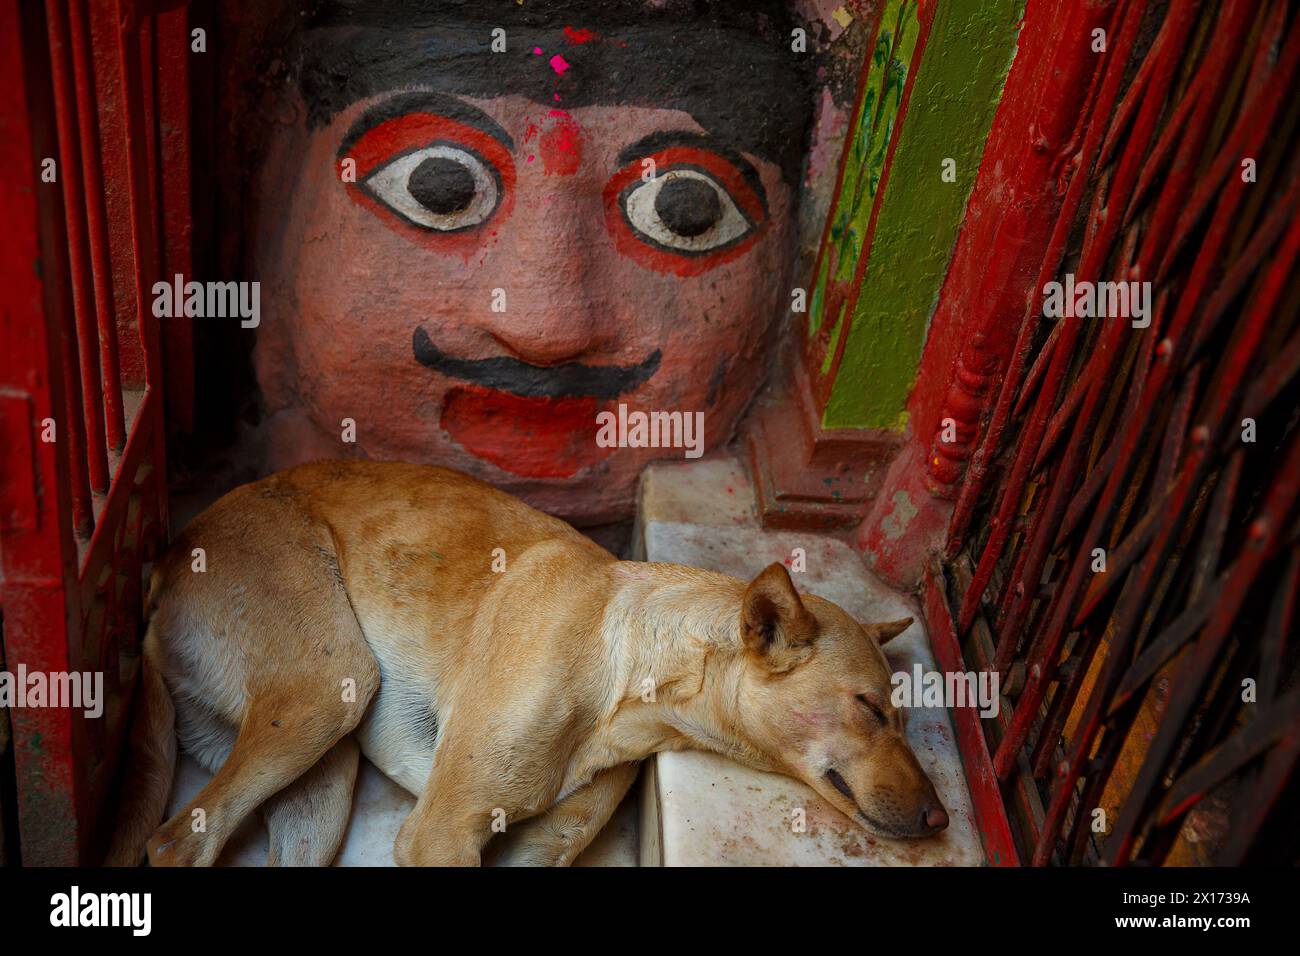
[[921, 804, 949, 834]]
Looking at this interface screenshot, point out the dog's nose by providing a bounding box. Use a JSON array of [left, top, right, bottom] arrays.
[[921, 804, 949, 833]]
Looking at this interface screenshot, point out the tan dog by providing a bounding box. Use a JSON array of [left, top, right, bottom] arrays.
[[107, 460, 947, 867]]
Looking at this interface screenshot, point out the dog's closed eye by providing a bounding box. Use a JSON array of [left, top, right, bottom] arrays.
[[825, 768, 856, 802], [856, 694, 885, 723]]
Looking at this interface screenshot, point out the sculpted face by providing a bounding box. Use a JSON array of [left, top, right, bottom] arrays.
[[248, 4, 810, 523]]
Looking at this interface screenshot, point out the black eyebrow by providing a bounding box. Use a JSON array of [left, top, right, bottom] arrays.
[[616, 130, 767, 212], [338, 91, 514, 158]]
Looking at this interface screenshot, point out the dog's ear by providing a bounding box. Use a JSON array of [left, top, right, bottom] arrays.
[[741, 563, 817, 672], [864, 617, 913, 646]]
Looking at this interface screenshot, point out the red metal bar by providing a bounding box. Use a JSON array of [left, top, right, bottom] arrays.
[[923, 565, 1021, 866], [0, 0, 92, 865], [1191, 173, 1300, 358], [1000, 6, 1299, 787], [157, 4, 193, 433], [964, 0, 1199, 644], [1156, 683, 1300, 826], [1104, 429, 1300, 861], [1158, 4, 1300, 281], [1054, 310, 1159, 544], [45, 0, 110, 493], [69, 0, 126, 451], [87, 0, 147, 388], [1259, 547, 1298, 705], [1034, 163, 1300, 862], [1123, 65, 1207, 220], [946, 0, 1148, 564], [55, 266, 94, 537], [1137, 0, 1255, 274], [112, 0, 163, 386], [1217, 727, 1300, 864]]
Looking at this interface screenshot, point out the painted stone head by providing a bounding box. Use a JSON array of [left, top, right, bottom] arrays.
[[243, 0, 814, 523]]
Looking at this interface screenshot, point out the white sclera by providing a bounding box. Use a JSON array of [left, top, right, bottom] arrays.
[[365, 144, 498, 231], [622, 168, 752, 253]]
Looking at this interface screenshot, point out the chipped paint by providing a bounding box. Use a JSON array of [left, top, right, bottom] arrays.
[[880, 489, 918, 541]]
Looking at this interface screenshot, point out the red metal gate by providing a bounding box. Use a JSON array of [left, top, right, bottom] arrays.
[[0, 0, 188, 865], [927, 0, 1300, 865]]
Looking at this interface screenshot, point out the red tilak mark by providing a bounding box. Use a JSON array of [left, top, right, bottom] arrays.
[[564, 26, 597, 44], [440, 386, 612, 479], [540, 110, 582, 176]]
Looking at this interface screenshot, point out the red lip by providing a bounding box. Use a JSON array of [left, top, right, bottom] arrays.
[[441, 385, 613, 478]]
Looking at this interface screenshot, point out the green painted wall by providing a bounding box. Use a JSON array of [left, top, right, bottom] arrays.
[[809, 0, 922, 356], [822, 0, 1025, 431]]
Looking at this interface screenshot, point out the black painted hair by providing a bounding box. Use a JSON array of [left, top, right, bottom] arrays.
[[289, 0, 816, 184]]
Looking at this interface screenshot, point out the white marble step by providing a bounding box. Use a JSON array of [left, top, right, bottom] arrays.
[[633, 457, 983, 866]]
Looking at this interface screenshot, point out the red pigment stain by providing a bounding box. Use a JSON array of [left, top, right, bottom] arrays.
[[549, 54, 570, 75], [539, 110, 582, 176], [441, 385, 611, 479], [563, 26, 597, 44]]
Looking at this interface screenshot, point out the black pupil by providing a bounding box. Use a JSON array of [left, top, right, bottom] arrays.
[[654, 176, 722, 237], [408, 156, 477, 215]]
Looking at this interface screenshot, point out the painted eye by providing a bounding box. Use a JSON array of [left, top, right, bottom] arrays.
[[362, 144, 501, 232], [619, 168, 754, 254]]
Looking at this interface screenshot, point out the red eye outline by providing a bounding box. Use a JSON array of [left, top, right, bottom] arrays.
[[340, 113, 516, 255], [602, 145, 768, 277]]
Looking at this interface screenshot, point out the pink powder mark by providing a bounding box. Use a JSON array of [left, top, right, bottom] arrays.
[[527, 155, 535, 163], [563, 25, 597, 44], [554, 93, 562, 101], [539, 110, 581, 176], [532, 46, 543, 55], [549, 54, 570, 75]]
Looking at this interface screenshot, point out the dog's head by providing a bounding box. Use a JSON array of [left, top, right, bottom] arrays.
[[732, 563, 948, 839]]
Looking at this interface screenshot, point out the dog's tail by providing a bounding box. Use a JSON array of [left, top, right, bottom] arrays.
[[104, 619, 176, 867]]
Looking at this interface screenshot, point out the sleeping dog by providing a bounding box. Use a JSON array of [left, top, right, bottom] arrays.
[[108, 460, 947, 866]]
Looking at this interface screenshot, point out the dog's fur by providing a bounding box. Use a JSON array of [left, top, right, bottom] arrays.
[[106, 460, 947, 867]]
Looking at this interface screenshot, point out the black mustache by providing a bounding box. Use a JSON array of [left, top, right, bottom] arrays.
[[412, 326, 661, 400]]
